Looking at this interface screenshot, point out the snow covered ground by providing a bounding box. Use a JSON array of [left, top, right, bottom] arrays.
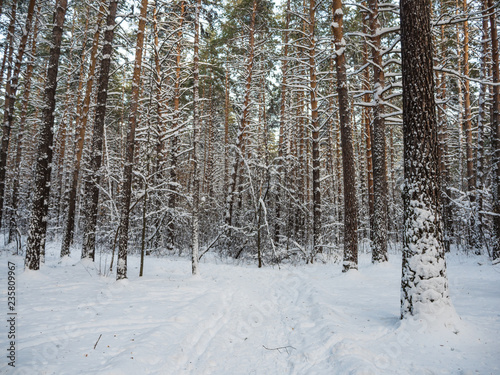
[[1, 242, 499, 375]]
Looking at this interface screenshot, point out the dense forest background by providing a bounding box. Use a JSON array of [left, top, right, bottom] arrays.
[[0, 0, 499, 273]]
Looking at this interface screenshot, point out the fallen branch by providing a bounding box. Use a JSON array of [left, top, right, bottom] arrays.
[[198, 232, 223, 261], [262, 345, 296, 354], [94, 334, 102, 350]]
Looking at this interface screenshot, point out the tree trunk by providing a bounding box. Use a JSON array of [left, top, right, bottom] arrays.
[[116, 0, 149, 280], [191, 0, 202, 276], [81, 0, 119, 261], [0, 0, 16, 99], [400, 0, 451, 317], [224, 66, 230, 201], [25, 0, 68, 270], [226, 0, 258, 229], [167, 0, 185, 252], [333, 0, 358, 271], [362, 2, 374, 246], [0, 0, 28, 227], [60, 0, 106, 258], [474, 0, 490, 253], [463, 0, 474, 193], [9, 6, 39, 243], [309, 0, 321, 255], [488, 0, 500, 261], [368, 0, 388, 263], [276, 0, 291, 244], [438, 17, 452, 253]]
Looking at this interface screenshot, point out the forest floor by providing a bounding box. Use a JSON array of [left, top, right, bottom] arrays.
[[1, 241, 499, 375]]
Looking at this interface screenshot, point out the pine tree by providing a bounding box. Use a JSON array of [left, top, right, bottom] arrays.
[[81, 0, 120, 261], [332, 0, 358, 271], [400, 0, 451, 318], [116, 0, 149, 280], [25, 0, 68, 270], [60, 0, 107, 258], [191, 0, 202, 276], [488, 0, 500, 262], [368, 0, 388, 264]]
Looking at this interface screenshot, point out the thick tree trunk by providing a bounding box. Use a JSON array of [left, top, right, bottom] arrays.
[[81, 0, 119, 261], [25, 0, 68, 270], [60, 0, 106, 258], [116, 0, 149, 280], [333, 0, 358, 271], [400, 0, 451, 317], [368, 0, 388, 263]]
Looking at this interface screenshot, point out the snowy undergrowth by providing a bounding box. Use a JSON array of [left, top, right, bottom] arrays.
[[1, 242, 499, 375]]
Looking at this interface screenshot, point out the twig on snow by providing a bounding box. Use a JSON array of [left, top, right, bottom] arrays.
[[262, 345, 296, 354], [94, 334, 102, 349]]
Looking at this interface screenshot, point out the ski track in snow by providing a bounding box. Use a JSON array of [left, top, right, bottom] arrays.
[[1, 243, 499, 375]]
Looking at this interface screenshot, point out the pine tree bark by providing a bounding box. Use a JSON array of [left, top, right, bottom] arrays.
[[400, 0, 450, 317], [81, 0, 119, 261], [25, 0, 68, 270], [226, 0, 258, 229], [474, 0, 490, 253], [362, 2, 374, 245], [333, 0, 358, 271], [488, 0, 500, 261], [309, 0, 322, 254], [368, 0, 388, 263], [224, 66, 230, 195], [191, 0, 202, 276], [116, 0, 149, 280], [463, 0, 474, 193], [167, 0, 185, 252], [0, 0, 16, 98], [276, 0, 291, 244], [9, 7, 39, 243], [60, 0, 106, 258], [437, 15, 452, 253], [0, 0, 23, 227]]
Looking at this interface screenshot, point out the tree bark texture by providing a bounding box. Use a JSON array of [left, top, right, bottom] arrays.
[[81, 0, 119, 260], [25, 0, 68, 270], [116, 0, 149, 280], [368, 0, 388, 263], [333, 0, 358, 271], [60, 0, 106, 258], [400, 0, 450, 318]]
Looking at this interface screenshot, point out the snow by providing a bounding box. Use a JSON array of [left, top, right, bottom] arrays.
[[1, 243, 499, 374]]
